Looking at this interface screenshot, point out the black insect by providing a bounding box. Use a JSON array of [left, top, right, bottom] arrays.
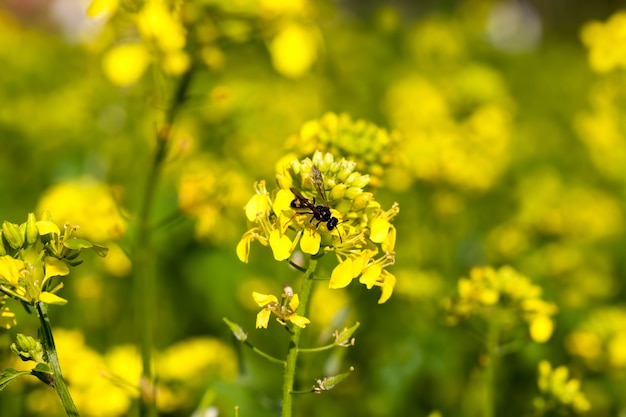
[[289, 166, 340, 232]]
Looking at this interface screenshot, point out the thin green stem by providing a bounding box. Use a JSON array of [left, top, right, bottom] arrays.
[[35, 302, 80, 417], [242, 340, 286, 366], [281, 258, 317, 417], [133, 69, 194, 417], [298, 343, 336, 353], [484, 313, 500, 417]]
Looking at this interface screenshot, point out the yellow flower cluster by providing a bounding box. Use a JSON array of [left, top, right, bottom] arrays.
[[581, 11, 626, 73], [566, 307, 626, 371], [10, 329, 238, 417], [575, 79, 626, 183], [88, 0, 189, 86], [177, 154, 251, 243], [284, 113, 402, 187], [0, 213, 107, 311], [237, 151, 398, 303], [534, 361, 591, 414], [445, 266, 558, 343]]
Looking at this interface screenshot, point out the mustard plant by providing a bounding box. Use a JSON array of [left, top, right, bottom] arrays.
[[0, 212, 107, 416], [444, 266, 558, 417], [227, 150, 398, 416]]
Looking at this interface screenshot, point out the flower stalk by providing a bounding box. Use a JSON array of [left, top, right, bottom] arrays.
[[35, 301, 80, 417], [132, 68, 194, 417], [281, 257, 317, 417]]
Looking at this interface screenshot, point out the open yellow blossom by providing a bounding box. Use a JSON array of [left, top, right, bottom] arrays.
[[252, 290, 310, 329], [238, 151, 399, 302]]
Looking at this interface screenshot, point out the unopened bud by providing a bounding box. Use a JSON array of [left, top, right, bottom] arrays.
[[351, 192, 373, 211], [2, 221, 24, 250], [25, 213, 39, 245]]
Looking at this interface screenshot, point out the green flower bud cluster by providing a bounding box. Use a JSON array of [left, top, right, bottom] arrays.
[[0, 212, 108, 318], [10, 333, 45, 363], [285, 113, 401, 187]]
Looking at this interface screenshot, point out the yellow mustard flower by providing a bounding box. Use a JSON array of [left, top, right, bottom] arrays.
[[237, 151, 399, 302], [445, 266, 558, 344], [534, 361, 591, 414], [253, 288, 310, 329], [566, 307, 626, 371], [581, 11, 626, 73], [284, 113, 402, 188]]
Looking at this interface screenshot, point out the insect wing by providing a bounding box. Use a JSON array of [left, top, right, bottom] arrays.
[[310, 166, 330, 206]]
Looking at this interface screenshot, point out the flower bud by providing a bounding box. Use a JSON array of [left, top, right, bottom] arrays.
[[344, 186, 363, 200], [25, 213, 39, 245], [351, 174, 370, 189], [351, 192, 373, 211], [0, 231, 6, 256], [329, 183, 346, 201], [10, 333, 44, 363], [2, 221, 24, 250]]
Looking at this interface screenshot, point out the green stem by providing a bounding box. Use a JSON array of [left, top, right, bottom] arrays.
[[484, 313, 500, 417], [243, 340, 286, 366], [281, 258, 317, 417], [36, 302, 80, 417], [133, 69, 194, 417]]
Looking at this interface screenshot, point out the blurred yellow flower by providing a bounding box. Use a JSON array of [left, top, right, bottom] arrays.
[[102, 44, 150, 87], [446, 266, 557, 343], [581, 11, 626, 73], [269, 23, 318, 78], [37, 178, 127, 242], [535, 361, 591, 414]]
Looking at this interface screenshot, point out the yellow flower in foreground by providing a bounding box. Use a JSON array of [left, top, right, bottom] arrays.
[[238, 150, 399, 302], [253, 289, 310, 329]]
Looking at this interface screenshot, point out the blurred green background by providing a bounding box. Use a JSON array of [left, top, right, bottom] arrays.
[[1, 0, 626, 416]]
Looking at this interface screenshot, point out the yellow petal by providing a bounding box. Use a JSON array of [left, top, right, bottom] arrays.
[[35, 220, 60, 236], [300, 229, 321, 255], [44, 257, 70, 280], [269, 229, 292, 261], [288, 294, 300, 311], [252, 292, 278, 307], [102, 44, 150, 87], [39, 291, 68, 305], [245, 194, 270, 222], [289, 314, 310, 328], [0, 256, 24, 287], [236, 236, 251, 263], [255, 308, 272, 329], [86, 0, 119, 17], [329, 258, 354, 289], [529, 315, 554, 343], [370, 218, 390, 243], [378, 271, 396, 304], [359, 264, 382, 289], [382, 225, 396, 252]]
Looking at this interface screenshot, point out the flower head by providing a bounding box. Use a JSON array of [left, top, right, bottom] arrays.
[[253, 288, 310, 329], [534, 361, 591, 414], [237, 151, 399, 302], [445, 266, 558, 343]]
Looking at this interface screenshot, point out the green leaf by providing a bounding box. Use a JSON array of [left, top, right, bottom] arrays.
[[32, 363, 54, 387], [63, 238, 93, 250], [0, 368, 31, 391], [63, 239, 108, 257]]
